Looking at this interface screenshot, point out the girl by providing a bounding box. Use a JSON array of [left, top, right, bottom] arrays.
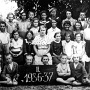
[[23, 31, 35, 55], [61, 20, 74, 41], [39, 10, 49, 29], [50, 32, 63, 65], [73, 33, 89, 65], [73, 21, 84, 40], [32, 25, 52, 65], [30, 18, 39, 37], [6, 13, 18, 37], [62, 33, 74, 63], [56, 54, 75, 84], [17, 12, 31, 39]]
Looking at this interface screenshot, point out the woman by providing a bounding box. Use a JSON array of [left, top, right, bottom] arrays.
[[9, 30, 24, 65], [32, 25, 52, 65]]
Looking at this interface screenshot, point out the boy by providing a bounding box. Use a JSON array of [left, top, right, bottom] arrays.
[[56, 54, 75, 84], [41, 55, 50, 65], [24, 54, 34, 66], [2, 53, 18, 85], [70, 54, 90, 85]]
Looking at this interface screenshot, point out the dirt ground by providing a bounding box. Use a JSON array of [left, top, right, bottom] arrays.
[[0, 85, 90, 90]]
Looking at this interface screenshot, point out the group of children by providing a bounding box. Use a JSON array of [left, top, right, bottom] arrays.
[[0, 7, 90, 86]]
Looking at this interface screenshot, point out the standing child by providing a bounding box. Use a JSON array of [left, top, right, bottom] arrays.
[[56, 54, 75, 84], [30, 18, 39, 37], [2, 53, 18, 85], [47, 19, 61, 42]]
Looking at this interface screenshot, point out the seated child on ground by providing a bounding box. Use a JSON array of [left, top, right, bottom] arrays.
[[56, 54, 75, 84], [70, 54, 90, 85], [2, 53, 18, 85]]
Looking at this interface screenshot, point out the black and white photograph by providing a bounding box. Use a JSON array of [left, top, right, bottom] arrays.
[[0, 0, 90, 90]]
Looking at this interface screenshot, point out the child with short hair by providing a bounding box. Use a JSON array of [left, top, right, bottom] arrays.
[[2, 53, 18, 85], [24, 54, 34, 66], [56, 54, 75, 84], [41, 55, 50, 65], [30, 18, 39, 37], [50, 32, 63, 65], [70, 54, 90, 85]]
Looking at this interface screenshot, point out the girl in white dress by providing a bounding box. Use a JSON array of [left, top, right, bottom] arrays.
[[73, 33, 89, 65]]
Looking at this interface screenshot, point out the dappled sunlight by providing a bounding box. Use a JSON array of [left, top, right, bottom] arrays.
[[0, 0, 18, 19]]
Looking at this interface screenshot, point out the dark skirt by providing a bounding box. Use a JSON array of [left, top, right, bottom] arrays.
[[12, 51, 24, 65]]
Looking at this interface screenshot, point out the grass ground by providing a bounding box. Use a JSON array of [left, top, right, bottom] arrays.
[[0, 85, 90, 90]]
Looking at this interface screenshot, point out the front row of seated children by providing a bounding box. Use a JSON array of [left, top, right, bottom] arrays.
[[56, 54, 90, 85], [0, 53, 90, 85]]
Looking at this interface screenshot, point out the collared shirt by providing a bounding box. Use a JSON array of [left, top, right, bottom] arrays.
[[62, 17, 77, 27], [9, 62, 13, 70], [47, 27, 61, 42]]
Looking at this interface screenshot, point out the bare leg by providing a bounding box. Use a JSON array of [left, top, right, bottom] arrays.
[[56, 78, 70, 84], [66, 77, 75, 83]]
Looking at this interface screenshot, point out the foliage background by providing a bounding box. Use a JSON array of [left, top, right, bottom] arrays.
[[12, 0, 90, 20]]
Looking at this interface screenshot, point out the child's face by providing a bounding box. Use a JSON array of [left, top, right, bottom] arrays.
[[21, 13, 26, 20], [61, 55, 67, 64], [8, 14, 14, 22], [27, 32, 33, 40], [73, 55, 79, 63], [66, 11, 72, 18], [29, 12, 34, 19], [52, 20, 57, 28], [13, 32, 19, 40], [75, 23, 81, 30], [6, 55, 12, 64], [76, 34, 81, 42], [33, 20, 38, 27], [51, 9, 56, 16], [65, 34, 70, 42], [80, 13, 85, 19], [41, 13, 47, 20], [0, 23, 6, 32], [42, 56, 49, 65], [26, 56, 33, 65], [40, 26, 46, 36], [55, 33, 61, 41], [64, 24, 70, 30]]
